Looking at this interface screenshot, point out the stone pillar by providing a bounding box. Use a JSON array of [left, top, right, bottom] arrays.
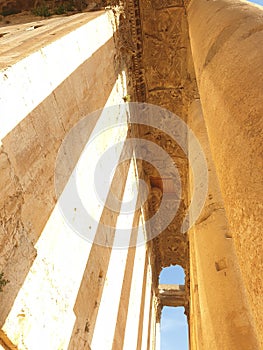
[[148, 295, 159, 350], [188, 99, 259, 350], [187, 0, 263, 345], [155, 322, 161, 350], [140, 262, 154, 350]]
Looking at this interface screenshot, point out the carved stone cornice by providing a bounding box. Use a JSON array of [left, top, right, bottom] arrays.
[[111, 0, 146, 102], [112, 0, 196, 311]]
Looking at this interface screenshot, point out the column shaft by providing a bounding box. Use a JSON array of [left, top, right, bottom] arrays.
[[187, 0, 263, 345], [188, 99, 259, 350]]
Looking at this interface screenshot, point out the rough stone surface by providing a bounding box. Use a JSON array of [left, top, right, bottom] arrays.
[[187, 0, 263, 346], [0, 11, 120, 327], [188, 99, 260, 350]]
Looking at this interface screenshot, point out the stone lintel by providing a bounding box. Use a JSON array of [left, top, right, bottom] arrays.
[[158, 284, 185, 307]]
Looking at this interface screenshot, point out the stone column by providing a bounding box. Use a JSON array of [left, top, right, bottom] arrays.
[[188, 99, 259, 350], [155, 322, 161, 350], [186, 0, 263, 345]]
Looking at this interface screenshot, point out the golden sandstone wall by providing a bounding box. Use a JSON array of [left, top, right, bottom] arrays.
[[0, 10, 158, 350], [0, 11, 133, 347]]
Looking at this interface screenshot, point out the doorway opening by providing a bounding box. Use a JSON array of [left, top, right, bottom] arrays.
[[159, 265, 189, 350]]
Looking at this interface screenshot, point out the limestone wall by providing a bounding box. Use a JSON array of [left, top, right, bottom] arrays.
[[0, 10, 119, 328], [0, 9, 157, 349]]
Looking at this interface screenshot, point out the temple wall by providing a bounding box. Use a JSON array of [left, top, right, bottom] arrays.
[[1, 72, 133, 349], [187, 0, 263, 346], [0, 9, 122, 332], [0, 10, 155, 349]]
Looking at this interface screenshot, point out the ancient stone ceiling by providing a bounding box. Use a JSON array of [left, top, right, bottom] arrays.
[[139, 0, 190, 270], [118, 0, 198, 305]]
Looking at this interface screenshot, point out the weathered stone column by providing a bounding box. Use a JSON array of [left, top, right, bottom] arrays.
[[155, 322, 161, 350], [188, 99, 259, 350], [186, 0, 263, 345]]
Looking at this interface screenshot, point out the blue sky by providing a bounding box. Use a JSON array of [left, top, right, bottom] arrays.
[[159, 266, 188, 350], [247, 0, 263, 5]]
